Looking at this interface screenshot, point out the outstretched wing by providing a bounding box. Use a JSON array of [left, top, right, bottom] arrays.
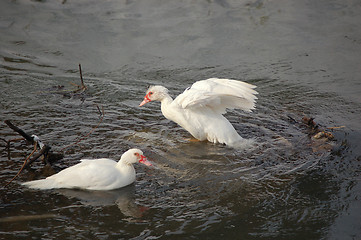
[[174, 78, 258, 114]]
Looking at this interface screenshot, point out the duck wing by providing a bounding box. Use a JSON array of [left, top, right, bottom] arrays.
[[57, 159, 119, 188], [174, 78, 258, 114]]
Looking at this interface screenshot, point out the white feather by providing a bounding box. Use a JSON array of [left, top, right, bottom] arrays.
[[140, 78, 258, 147], [22, 149, 151, 191], [175, 78, 258, 113]]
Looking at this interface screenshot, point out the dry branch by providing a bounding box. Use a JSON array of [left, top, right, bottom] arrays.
[[36, 64, 87, 95], [79, 63, 86, 90], [2, 66, 105, 186], [327, 126, 346, 130], [70, 64, 87, 93], [3, 120, 63, 186], [3, 103, 104, 186], [4, 120, 34, 143], [5, 142, 38, 187]]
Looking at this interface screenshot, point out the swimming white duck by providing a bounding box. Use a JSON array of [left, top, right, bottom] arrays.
[[139, 78, 258, 147], [22, 149, 152, 190]]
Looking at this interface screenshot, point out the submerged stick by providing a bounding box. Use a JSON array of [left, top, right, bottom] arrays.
[[0, 137, 24, 149], [5, 142, 38, 187], [0, 214, 57, 222], [68, 64, 87, 93], [79, 63, 86, 90], [25, 144, 51, 167], [3, 121, 63, 186], [70, 63, 87, 93], [327, 126, 346, 130]]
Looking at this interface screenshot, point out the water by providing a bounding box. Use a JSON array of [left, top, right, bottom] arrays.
[[1, 0, 361, 239]]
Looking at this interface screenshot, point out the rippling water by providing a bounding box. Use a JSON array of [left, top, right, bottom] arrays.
[[1, 1, 361, 239]]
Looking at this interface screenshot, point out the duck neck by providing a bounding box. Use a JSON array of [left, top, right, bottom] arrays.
[[117, 158, 132, 168], [160, 94, 173, 106], [160, 94, 173, 119], [116, 160, 135, 179]]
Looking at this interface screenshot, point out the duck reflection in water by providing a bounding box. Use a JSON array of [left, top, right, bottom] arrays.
[[57, 185, 148, 219]]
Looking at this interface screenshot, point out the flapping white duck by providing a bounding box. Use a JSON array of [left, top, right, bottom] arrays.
[[22, 149, 152, 190], [139, 78, 258, 147]]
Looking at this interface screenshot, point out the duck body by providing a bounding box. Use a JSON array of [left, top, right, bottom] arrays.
[[22, 149, 151, 191], [161, 98, 242, 145], [140, 78, 258, 147]]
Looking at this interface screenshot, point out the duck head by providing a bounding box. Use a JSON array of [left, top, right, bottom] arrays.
[[122, 148, 152, 166], [139, 86, 169, 106]]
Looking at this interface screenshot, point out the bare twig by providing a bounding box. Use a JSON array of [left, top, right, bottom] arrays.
[[1, 137, 12, 149], [69, 82, 81, 88], [71, 64, 87, 93], [2, 137, 25, 150], [79, 63, 86, 90], [327, 126, 346, 130], [5, 141, 38, 187], [59, 104, 104, 153], [3, 121, 63, 185], [36, 64, 87, 94], [0, 214, 57, 223]]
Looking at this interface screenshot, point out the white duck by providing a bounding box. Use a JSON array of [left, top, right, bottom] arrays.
[[139, 78, 258, 147], [22, 149, 152, 190]]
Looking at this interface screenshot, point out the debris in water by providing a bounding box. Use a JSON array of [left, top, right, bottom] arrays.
[[301, 116, 343, 153], [0, 214, 57, 222], [3, 120, 64, 186]]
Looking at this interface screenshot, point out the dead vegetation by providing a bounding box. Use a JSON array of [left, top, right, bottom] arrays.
[[301, 116, 344, 153], [1, 65, 104, 187]]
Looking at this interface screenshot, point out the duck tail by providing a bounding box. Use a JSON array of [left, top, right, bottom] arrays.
[[22, 178, 58, 190]]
